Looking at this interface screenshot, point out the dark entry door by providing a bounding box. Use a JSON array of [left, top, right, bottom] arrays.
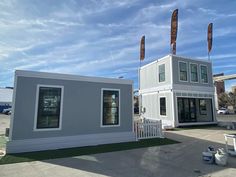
[[178, 98, 196, 123]]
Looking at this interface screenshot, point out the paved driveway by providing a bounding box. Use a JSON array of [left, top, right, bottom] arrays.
[[0, 127, 236, 177]]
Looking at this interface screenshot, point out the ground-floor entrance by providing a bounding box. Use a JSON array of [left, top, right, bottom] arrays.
[[177, 97, 213, 123]]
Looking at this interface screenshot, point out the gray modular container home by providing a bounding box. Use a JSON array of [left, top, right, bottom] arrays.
[[139, 55, 216, 128], [7, 70, 135, 153]]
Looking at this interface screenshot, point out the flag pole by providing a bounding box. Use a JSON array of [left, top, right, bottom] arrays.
[[138, 60, 141, 90], [138, 58, 141, 115], [139, 35, 145, 115]]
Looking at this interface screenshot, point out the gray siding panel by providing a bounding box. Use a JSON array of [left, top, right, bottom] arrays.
[[12, 76, 133, 140], [172, 55, 213, 87]]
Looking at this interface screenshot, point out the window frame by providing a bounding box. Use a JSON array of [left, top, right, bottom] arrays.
[[101, 88, 120, 127], [200, 64, 208, 84], [158, 64, 165, 83], [33, 84, 64, 131], [159, 97, 167, 116], [189, 63, 199, 83], [178, 61, 188, 82]]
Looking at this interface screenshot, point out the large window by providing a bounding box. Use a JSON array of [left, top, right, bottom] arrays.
[[35, 86, 63, 130], [199, 99, 207, 115], [160, 97, 166, 116], [102, 89, 120, 126], [190, 63, 198, 82], [179, 62, 188, 81], [159, 64, 165, 82], [178, 98, 196, 123], [200, 65, 208, 83]]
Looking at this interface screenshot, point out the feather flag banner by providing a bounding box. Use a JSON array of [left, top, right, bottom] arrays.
[[171, 9, 178, 45], [171, 9, 178, 54], [207, 23, 213, 54], [140, 35, 145, 60]]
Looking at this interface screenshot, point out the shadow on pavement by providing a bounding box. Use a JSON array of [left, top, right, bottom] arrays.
[[40, 129, 236, 177]]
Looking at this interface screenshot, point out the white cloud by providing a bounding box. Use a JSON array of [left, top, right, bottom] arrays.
[[198, 7, 236, 19], [0, 0, 236, 88]]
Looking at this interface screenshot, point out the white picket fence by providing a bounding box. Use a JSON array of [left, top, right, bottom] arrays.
[[134, 118, 164, 140]]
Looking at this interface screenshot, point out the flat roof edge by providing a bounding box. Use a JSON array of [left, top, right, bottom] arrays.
[[15, 70, 133, 85], [172, 55, 212, 63], [140, 54, 212, 70], [140, 55, 171, 70]]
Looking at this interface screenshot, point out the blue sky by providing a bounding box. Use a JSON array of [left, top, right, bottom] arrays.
[[0, 0, 236, 91]]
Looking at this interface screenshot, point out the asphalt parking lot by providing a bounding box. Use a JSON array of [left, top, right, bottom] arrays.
[[0, 127, 236, 177], [0, 114, 236, 177]]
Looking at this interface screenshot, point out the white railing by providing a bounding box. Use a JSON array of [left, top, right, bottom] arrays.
[[134, 118, 164, 140]]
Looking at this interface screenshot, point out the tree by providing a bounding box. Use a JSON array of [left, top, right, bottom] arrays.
[[218, 92, 236, 108], [218, 93, 229, 108], [228, 92, 236, 108]]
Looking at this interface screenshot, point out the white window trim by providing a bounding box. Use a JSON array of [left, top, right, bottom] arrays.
[[178, 61, 188, 82], [200, 64, 209, 84], [33, 84, 64, 131], [189, 63, 199, 83], [101, 88, 121, 127], [159, 96, 167, 117], [158, 64, 166, 83]]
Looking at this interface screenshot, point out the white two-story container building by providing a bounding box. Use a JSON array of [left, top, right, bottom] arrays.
[[139, 55, 217, 127]]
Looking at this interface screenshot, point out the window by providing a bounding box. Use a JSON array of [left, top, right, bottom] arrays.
[[179, 62, 188, 81], [102, 89, 120, 126], [35, 86, 63, 130], [160, 97, 166, 116], [190, 64, 198, 82], [200, 65, 208, 83], [199, 99, 207, 115], [159, 64, 165, 82], [178, 98, 196, 123]]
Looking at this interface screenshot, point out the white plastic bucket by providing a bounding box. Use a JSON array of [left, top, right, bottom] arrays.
[[202, 151, 214, 164]]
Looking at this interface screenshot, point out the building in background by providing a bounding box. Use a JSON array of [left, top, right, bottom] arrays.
[[139, 55, 216, 128], [231, 86, 236, 93], [213, 73, 225, 95], [0, 87, 13, 112]]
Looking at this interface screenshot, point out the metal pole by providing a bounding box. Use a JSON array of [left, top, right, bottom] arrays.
[[138, 60, 141, 115]]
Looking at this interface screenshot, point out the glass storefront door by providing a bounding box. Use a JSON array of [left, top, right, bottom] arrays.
[[178, 98, 197, 123]]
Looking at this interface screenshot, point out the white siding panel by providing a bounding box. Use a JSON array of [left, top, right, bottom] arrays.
[[157, 92, 174, 127], [156, 57, 171, 86], [142, 93, 158, 119], [140, 63, 157, 89]]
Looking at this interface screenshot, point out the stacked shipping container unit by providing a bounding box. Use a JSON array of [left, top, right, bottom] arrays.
[[139, 55, 216, 127]]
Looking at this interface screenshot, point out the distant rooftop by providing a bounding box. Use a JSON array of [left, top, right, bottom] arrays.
[[0, 88, 13, 103]]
